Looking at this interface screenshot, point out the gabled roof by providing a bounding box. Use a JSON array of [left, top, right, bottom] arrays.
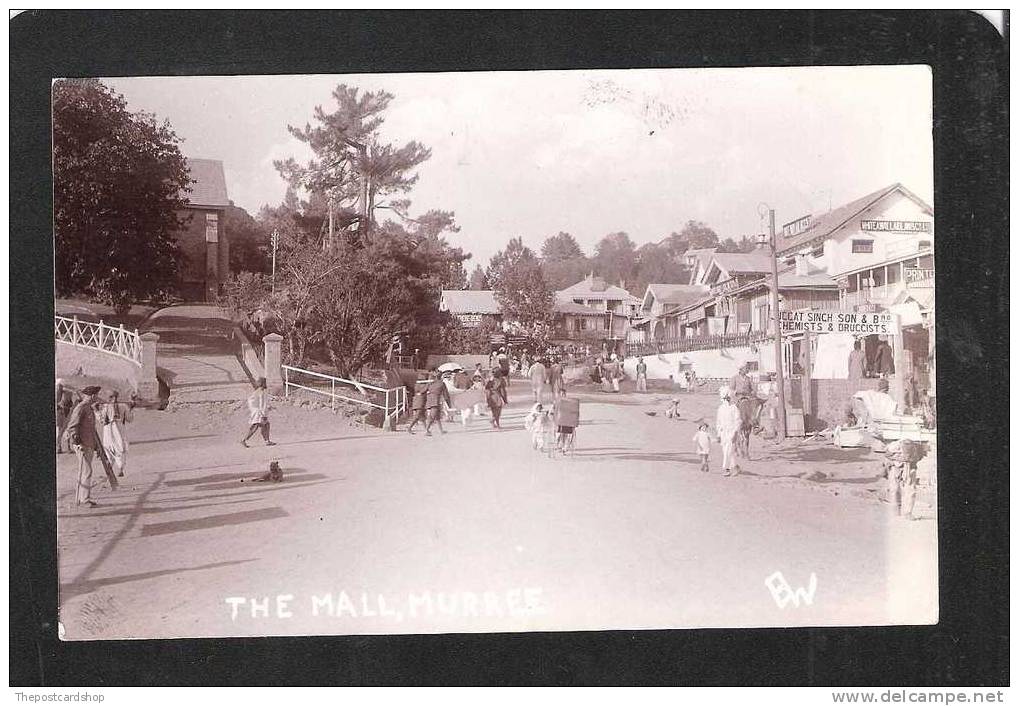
[[776, 183, 934, 256], [709, 251, 772, 274], [440, 290, 501, 315], [183, 158, 230, 208], [643, 283, 710, 311], [554, 301, 603, 315], [559, 274, 638, 301]]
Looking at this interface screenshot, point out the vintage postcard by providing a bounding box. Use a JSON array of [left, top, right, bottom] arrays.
[[52, 65, 937, 640]]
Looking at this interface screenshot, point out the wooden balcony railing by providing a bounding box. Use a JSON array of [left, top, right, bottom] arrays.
[[627, 331, 773, 357]]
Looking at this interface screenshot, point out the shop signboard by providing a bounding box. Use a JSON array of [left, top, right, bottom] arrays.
[[860, 220, 932, 233], [778, 309, 899, 336], [489, 333, 507, 345], [905, 267, 935, 289], [455, 313, 483, 327]]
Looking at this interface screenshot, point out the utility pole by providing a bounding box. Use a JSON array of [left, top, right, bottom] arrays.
[[270, 229, 279, 294], [759, 206, 788, 440]]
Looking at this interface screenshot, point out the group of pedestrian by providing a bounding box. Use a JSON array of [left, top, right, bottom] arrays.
[[57, 380, 136, 508], [590, 354, 623, 392], [526, 356, 566, 403], [847, 336, 895, 382], [406, 364, 510, 436]]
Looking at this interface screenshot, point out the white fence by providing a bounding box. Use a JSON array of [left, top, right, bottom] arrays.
[[282, 365, 407, 428], [55, 315, 142, 366]]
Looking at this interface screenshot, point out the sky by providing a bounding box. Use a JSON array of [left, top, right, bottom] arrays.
[[106, 66, 933, 268]]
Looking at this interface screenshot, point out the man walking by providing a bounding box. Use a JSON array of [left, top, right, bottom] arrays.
[[548, 358, 565, 398], [528, 357, 547, 403], [715, 387, 742, 477], [66, 385, 103, 507], [406, 381, 429, 434], [636, 357, 648, 393], [424, 370, 451, 436], [242, 377, 276, 447]]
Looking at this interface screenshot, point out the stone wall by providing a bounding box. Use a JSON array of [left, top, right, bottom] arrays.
[[56, 341, 140, 392]]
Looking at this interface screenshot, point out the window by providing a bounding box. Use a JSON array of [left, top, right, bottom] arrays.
[[579, 318, 587, 331], [872, 267, 886, 287], [918, 254, 933, 269], [205, 213, 219, 243], [602, 317, 610, 330], [573, 298, 584, 305], [846, 273, 859, 293], [811, 243, 824, 258], [851, 239, 873, 253], [918, 240, 932, 249]]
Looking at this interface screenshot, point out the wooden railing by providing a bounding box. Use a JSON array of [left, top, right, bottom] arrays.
[[627, 331, 773, 357], [55, 315, 142, 366]]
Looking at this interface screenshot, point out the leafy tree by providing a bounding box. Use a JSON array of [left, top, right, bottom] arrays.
[[662, 220, 721, 257], [52, 78, 191, 311], [467, 264, 488, 290], [631, 242, 689, 293], [275, 85, 431, 246], [593, 232, 638, 287], [226, 200, 465, 375], [716, 235, 758, 253], [540, 231, 585, 261], [224, 202, 270, 274], [541, 257, 593, 290], [487, 237, 554, 334]]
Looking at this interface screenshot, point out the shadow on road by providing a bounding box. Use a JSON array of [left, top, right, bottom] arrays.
[[140, 506, 289, 537], [61, 558, 257, 601], [133, 434, 220, 446]]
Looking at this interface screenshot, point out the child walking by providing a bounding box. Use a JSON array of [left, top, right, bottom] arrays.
[[693, 422, 711, 472]]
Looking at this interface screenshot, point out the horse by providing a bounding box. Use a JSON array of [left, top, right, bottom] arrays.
[[734, 395, 766, 459]]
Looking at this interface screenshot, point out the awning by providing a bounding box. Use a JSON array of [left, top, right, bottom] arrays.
[[889, 301, 924, 327]]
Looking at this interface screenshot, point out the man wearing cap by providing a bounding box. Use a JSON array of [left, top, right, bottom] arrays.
[[66, 385, 103, 506], [424, 369, 451, 436]]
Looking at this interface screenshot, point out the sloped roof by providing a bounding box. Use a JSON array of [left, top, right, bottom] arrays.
[[554, 301, 603, 315], [709, 251, 772, 275], [183, 158, 230, 208], [440, 290, 501, 315], [776, 183, 934, 256], [646, 283, 710, 308], [559, 274, 638, 301], [775, 272, 838, 288]]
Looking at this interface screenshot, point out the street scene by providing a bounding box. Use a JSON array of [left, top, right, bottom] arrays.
[[52, 67, 938, 639]]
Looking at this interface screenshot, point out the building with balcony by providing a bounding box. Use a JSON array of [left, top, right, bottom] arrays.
[[775, 182, 935, 399]]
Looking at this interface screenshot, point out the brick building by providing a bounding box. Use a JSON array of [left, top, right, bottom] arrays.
[[177, 158, 231, 302]]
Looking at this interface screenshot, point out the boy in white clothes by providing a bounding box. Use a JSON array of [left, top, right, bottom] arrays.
[[693, 422, 711, 472]]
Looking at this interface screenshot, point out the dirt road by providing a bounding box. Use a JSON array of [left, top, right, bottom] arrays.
[[56, 380, 937, 639]]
